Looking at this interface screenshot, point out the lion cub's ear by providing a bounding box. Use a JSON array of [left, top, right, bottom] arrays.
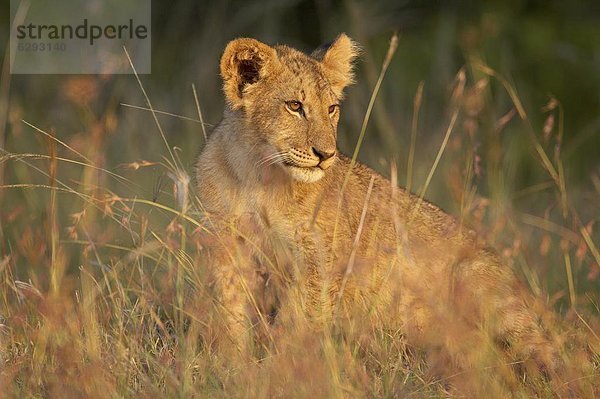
[[312, 33, 360, 98], [220, 38, 278, 109]]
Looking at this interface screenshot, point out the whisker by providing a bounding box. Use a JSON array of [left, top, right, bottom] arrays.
[[256, 151, 288, 168], [256, 152, 283, 167], [265, 157, 286, 167], [264, 155, 287, 167], [267, 153, 293, 168]]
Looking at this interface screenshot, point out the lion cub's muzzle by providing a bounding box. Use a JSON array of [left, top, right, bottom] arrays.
[[288, 147, 336, 170]]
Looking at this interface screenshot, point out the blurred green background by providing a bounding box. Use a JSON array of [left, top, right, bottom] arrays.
[[1, 0, 599, 300], [2, 1, 598, 189]]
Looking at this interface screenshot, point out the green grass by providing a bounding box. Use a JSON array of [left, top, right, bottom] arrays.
[[1, 32, 599, 399]]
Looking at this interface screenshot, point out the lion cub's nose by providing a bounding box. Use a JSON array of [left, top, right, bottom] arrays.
[[312, 147, 336, 170], [312, 147, 335, 161]]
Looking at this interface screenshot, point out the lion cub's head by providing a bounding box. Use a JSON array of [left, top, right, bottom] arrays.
[[220, 34, 358, 183]]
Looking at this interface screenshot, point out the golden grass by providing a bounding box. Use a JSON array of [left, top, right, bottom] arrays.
[[0, 38, 599, 398]]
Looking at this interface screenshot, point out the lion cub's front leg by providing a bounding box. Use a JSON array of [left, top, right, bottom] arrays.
[[206, 229, 263, 356], [205, 212, 288, 358]]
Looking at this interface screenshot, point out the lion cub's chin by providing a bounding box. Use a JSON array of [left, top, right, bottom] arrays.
[[287, 166, 325, 183]]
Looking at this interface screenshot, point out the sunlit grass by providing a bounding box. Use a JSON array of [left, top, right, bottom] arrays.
[[1, 38, 599, 399]]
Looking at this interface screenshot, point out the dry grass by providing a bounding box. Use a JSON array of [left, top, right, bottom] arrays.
[[1, 37, 599, 399]]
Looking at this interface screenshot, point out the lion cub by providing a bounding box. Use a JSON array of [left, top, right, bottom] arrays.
[[195, 34, 556, 373]]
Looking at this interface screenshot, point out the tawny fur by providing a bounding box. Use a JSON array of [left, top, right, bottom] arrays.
[[195, 34, 557, 374]]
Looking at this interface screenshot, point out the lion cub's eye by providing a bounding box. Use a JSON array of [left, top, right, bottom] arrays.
[[286, 100, 303, 113], [328, 104, 339, 115]]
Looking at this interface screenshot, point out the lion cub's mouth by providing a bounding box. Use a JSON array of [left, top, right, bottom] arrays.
[[284, 163, 325, 183], [287, 148, 335, 169], [256, 148, 334, 183], [282, 159, 318, 169], [279, 148, 335, 183]]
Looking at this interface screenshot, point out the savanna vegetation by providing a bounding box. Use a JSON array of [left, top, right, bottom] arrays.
[[1, 1, 598, 397]]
